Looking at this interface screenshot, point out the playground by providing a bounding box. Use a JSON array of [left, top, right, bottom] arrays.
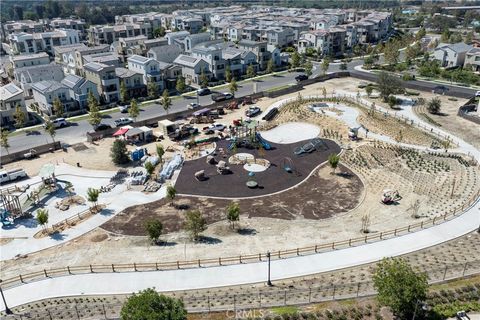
[[175, 124, 341, 197]]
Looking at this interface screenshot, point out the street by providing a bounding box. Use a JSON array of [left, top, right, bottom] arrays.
[[2, 59, 477, 155]]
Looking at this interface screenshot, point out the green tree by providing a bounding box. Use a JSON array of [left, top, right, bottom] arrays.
[[145, 161, 155, 175], [377, 71, 404, 101], [266, 58, 274, 74], [129, 99, 140, 121], [13, 105, 26, 128], [161, 89, 171, 114], [340, 62, 348, 70], [144, 219, 163, 244], [36, 208, 49, 231], [416, 27, 426, 40], [373, 258, 428, 320], [290, 50, 301, 69], [229, 78, 238, 96], [303, 60, 313, 77], [225, 65, 232, 82], [120, 288, 187, 320], [156, 144, 165, 162], [384, 41, 400, 66], [44, 119, 56, 143], [427, 97, 441, 114], [166, 185, 176, 205], [328, 153, 340, 174], [110, 139, 129, 164], [199, 68, 208, 88], [465, 31, 474, 44], [86, 188, 100, 211], [441, 29, 450, 42], [226, 202, 240, 230], [246, 64, 256, 78], [1, 129, 10, 154], [175, 75, 186, 93], [147, 81, 158, 99], [185, 210, 207, 241], [153, 26, 166, 38], [120, 81, 128, 104], [88, 92, 101, 128], [52, 97, 64, 117], [321, 58, 330, 75]]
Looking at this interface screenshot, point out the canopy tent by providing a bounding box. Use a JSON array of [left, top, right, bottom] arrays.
[[113, 127, 129, 136]]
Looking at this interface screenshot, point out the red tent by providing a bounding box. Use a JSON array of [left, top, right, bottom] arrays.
[[113, 127, 129, 136]]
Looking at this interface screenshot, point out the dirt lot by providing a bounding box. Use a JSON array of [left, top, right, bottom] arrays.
[[103, 163, 363, 235]]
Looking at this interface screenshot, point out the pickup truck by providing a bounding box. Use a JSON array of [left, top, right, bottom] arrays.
[[0, 169, 27, 184], [456, 311, 470, 320]]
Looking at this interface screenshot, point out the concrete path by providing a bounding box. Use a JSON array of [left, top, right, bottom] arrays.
[[1, 94, 479, 311]]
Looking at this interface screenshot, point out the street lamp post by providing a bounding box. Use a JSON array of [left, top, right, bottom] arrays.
[[266, 251, 272, 286], [0, 281, 13, 315]]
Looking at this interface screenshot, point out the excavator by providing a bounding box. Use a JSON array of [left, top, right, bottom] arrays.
[[381, 189, 402, 205]]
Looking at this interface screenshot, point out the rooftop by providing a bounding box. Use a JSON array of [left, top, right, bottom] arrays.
[[31, 80, 67, 93], [0, 83, 23, 101]]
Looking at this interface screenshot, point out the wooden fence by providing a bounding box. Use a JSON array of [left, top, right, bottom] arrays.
[[0, 141, 61, 165]]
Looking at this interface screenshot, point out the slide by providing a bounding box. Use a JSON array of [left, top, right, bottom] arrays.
[[228, 138, 237, 150], [255, 132, 272, 150]]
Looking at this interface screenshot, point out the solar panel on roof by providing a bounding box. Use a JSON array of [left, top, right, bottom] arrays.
[[5, 85, 19, 94]]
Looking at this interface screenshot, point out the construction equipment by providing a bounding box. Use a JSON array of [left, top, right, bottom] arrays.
[[225, 100, 239, 110], [348, 126, 365, 140], [381, 189, 402, 205]]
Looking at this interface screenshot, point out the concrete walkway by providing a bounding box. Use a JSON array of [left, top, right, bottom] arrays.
[[1, 94, 479, 311]]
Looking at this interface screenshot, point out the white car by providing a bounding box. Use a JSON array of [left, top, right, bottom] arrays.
[[475, 91, 480, 97], [188, 103, 201, 110], [118, 105, 130, 113], [204, 123, 226, 132], [44, 118, 68, 128], [222, 92, 234, 99], [114, 117, 133, 127]]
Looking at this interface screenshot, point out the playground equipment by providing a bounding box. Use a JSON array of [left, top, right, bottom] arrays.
[[381, 189, 402, 205], [281, 157, 300, 176], [206, 155, 217, 165], [0, 208, 14, 226], [216, 161, 232, 175], [194, 170, 207, 181], [255, 132, 272, 150], [294, 138, 328, 156]]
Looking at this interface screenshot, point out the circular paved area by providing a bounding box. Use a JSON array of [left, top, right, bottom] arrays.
[[243, 162, 268, 172], [175, 137, 341, 198], [260, 122, 321, 144]]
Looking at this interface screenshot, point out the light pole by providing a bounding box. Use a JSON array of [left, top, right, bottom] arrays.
[[266, 251, 272, 286], [0, 281, 13, 315]]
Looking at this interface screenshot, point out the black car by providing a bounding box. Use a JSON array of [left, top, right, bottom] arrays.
[[197, 88, 211, 96], [295, 74, 308, 82], [94, 123, 112, 132], [433, 85, 449, 94]]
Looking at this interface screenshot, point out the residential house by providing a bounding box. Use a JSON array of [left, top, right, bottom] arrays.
[[88, 23, 153, 46], [15, 64, 65, 98], [54, 44, 111, 76], [2, 20, 45, 38], [266, 27, 295, 48], [10, 52, 50, 69], [237, 40, 271, 69], [298, 30, 330, 55], [184, 32, 211, 53], [84, 62, 120, 104], [173, 55, 210, 85], [61, 74, 99, 110], [434, 43, 474, 68], [115, 67, 146, 99], [147, 45, 183, 63], [9, 29, 80, 55], [165, 31, 190, 49], [48, 18, 87, 40], [83, 52, 121, 70], [117, 35, 148, 62], [0, 83, 27, 126], [464, 47, 480, 72], [31, 80, 74, 116], [127, 55, 164, 92]]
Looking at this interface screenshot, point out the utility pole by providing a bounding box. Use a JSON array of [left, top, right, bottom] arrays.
[[0, 281, 13, 315], [266, 251, 272, 286]]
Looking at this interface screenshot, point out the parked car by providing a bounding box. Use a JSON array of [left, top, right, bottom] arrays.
[[203, 123, 225, 132], [245, 106, 261, 117], [197, 88, 211, 96], [475, 91, 480, 97], [94, 123, 112, 132], [433, 85, 449, 94], [114, 117, 133, 127], [295, 74, 308, 82], [188, 103, 201, 110], [44, 118, 68, 128], [0, 169, 27, 184], [118, 105, 130, 113], [212, 92, 233, 102]]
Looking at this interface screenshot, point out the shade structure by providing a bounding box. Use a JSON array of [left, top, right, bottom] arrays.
[[113, 127, 129, 136]]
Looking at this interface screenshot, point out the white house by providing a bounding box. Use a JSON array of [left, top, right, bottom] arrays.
[[61, 74, 99, 110], [15, 64, 65, 98], [434, 43, 474, 68], [173, 54, 210, 85], [9, 29, 80, 55], [10, 52, 50, 69], [0, 83, 27, 126], [127, 55, 164, 92], [31, 80, 74, 116]]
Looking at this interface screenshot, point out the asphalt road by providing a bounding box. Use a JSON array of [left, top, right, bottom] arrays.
[[2, 59, 477, 155]]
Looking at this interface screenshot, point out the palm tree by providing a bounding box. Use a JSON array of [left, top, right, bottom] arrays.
[[328, 153, 340, 175]]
